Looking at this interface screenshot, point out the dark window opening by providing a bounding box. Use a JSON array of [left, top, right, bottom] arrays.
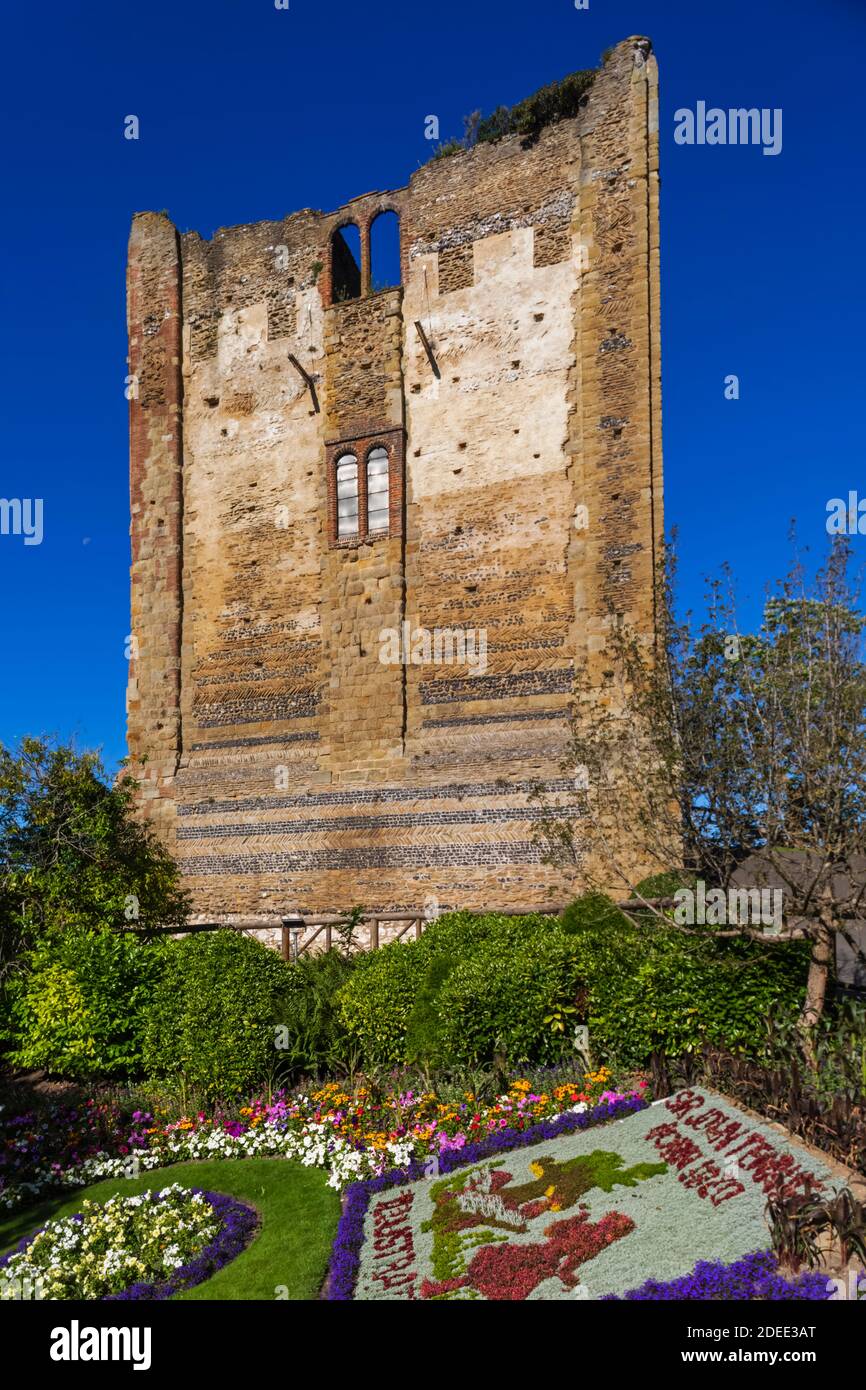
[[332, 224, 362, 302]]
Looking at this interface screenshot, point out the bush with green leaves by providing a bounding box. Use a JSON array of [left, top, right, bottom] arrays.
[[404, 955, 457, 1068], [336, 913, 580, 1069], [334, 941, 428, 1067], [0, 737, 189, 1008], [562, 892, 808, 1067], [6, 927, 168, 1079], [631, 871, 698, 901], [275, 949, 357, 1078], [431, 929, 583, 1068], [559, 892, 631, 934], [142, 931, 296, 1098]]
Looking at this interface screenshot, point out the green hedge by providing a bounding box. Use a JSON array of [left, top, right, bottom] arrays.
[[404, 955, 457, 1067], [562, 893, 808, 1067], [336, 913, 578, 1068], [6, 897, 812, 1087], [335, 942, 428, 1067], [432, 932, 582, 1067], [336, 894, 807, 1073], [7, 928, 168, 1080], [275, 949, 357, 1077], [142, 931, 296, 1098]]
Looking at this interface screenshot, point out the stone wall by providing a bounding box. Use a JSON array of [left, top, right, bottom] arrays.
[[126, 35, 664, 925]]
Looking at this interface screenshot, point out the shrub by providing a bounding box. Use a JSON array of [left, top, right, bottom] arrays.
[[432, 931, 583, 1068], [335, 942, 428, 1067], [142, 931, 296, 1098], [336, 913, 578, 1069], [562, 893, 808, 1068], [7, 927, 167, 1079], [429, 67, 597, 163], [276, 949, 357, 1078], [561, 892, 630, 935], [432, 138, 465, 160], [416, 910, 567, 962], [478, 69, 596, 143], [631, 870, 698, 901], [404, 955, 457, 1068]]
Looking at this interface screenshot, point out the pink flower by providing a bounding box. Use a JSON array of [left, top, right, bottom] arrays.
[[437, 1131, 466, 1152]]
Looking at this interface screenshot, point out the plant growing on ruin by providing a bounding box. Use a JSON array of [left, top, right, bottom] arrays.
[[431, 67, 598, 162], [333, 904, 366, 954]]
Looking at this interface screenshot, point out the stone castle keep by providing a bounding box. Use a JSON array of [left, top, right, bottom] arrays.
[[126, 35, 663, 926]]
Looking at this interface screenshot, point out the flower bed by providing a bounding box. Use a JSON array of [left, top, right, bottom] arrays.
[[0, 1184, 258, 1301], [0, 1067, 642, 1210], [602, 1250, 859, 1301], [329, 1087, 839, 1301]]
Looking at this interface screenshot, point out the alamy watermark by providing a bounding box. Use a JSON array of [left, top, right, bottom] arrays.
[[673, 881, 783, 932], [50, 1323, 151, 1371], [674, 103, 782, 157], [0, 497, 43, 545], [826, 492, 866, 536], [379, 622, 487, 675], [1, 1273, 45, 1301], [826, 1271, 866, 1302]]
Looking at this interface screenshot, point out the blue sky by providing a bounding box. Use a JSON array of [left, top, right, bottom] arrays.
[[1, 0, 863, 773]]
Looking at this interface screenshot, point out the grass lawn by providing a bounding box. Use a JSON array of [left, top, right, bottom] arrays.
[[0, 1159, 341, 1300]]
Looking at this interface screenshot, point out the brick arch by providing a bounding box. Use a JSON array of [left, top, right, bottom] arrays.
[[368, 207, 402, 292], [328, 219, 363, 305], [326, 427, 405, 547]]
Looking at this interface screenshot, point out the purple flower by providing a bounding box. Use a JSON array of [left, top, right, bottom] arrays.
[[102, 1190, 259, 1300], [603, 1252, 835, 1302], [4, 1189, 259, 1301], [325, 1093, 648, 1300]]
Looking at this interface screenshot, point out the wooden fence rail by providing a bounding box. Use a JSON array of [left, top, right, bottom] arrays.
[[135, 904, 573, 961], [127, 899, 682, 961]]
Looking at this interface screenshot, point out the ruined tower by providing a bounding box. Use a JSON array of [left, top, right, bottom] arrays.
[[126, 36, 663, 926]]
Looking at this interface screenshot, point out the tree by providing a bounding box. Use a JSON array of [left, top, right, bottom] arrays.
[[0, 737, 189, 987], [532, 538, 866, 1037]]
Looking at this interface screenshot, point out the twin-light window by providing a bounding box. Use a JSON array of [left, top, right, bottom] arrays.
[[336, 446, 390, 539]]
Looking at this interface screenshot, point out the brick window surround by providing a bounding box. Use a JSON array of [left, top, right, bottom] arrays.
[[325, 426, 405, 547], [322, 207, 404, 308]]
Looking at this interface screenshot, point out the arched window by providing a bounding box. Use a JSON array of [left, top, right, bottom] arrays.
[[331, 223, 362, 303], [366, 447, 390, 532], [369, 210, 401, 292], [336, 453, 359, 537]]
